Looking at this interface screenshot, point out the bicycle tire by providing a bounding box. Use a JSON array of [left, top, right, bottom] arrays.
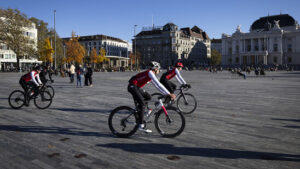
[[34, 90, 52, 109], [8, 90, 25, 109], [45, 85, 55, 98], [154, 106, 185, 138], [177, 93, 197, 114], [108, 106, 138, 138]]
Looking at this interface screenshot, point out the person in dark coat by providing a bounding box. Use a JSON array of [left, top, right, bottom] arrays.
[[85, 64, 93, 87]]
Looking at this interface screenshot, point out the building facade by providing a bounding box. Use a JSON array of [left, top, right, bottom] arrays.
[[63, 34, 130, 68], [133, 23, 211, 69], [0, 22, 40, 71], [222, 14, 300, 66]]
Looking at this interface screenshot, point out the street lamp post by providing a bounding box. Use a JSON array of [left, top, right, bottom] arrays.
[[134, 25, 137, 71], [54, 10, 56, 70], [63, 44, 66, 69]]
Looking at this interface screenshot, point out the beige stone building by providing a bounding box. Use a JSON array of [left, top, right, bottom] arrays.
[[222, 14, 300, 66], [133, 23, 211, 69]]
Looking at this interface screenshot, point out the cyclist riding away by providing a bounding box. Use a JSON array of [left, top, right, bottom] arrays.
[[128, 61, 176, 133], [19, 66, 43, 103], [160, 62, 190, 94]]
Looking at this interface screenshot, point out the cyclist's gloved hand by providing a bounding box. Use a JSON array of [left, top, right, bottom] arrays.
[[169, 93, 176, 100], [186, 84, 191, 88]]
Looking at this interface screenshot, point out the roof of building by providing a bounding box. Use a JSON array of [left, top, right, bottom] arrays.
[[181, 26, 210, 40], [251, 14, 297, 31], [135, 23, 210, 40], [63, 34, 127, 43], [211, 38, 222, 43]]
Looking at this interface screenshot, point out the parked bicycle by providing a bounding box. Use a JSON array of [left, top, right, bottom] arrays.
[[151, 84, 197, 114], [8, 84, 53, 109], [108, 95, 185, 138]]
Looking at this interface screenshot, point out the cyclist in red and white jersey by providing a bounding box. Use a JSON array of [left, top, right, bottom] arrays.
[[19, 66, 43, 94], [160, 62, 190, 94], [128, 61, 176, 133]]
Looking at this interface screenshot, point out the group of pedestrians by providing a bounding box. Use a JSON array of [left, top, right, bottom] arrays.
[[67, 64, 93, 87]]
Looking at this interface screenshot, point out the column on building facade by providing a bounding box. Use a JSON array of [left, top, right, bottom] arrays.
[[269, 37, 273, 52], [278, 36, 283, 65], [243, 39, 246, 52], [258, 38, 262, 51]]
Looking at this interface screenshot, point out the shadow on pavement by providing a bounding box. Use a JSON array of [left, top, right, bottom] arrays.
[[96, 143, 300, 161], [272, 118, 300, 123], [0, 106, 12, 110], [283, 125, 300, 129], [0, 125, 111, 137], [51, 108, 110, 114]]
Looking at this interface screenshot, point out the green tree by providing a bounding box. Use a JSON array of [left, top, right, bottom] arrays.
[[0, 8, 37, 69], [210, 49, 222, 65]]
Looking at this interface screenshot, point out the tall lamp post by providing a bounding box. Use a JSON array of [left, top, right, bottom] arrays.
[[134, 25, 137, 71], [54, 10, 56, 70]]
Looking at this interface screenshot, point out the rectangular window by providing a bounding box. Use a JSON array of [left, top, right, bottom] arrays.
[[273, 44, 278, 52], [228, 48, 232, 54], [172, 46, 176, 51], [287, 44, 292, 52], [247, 45, 251, 51], [273, 57, 277, 63]]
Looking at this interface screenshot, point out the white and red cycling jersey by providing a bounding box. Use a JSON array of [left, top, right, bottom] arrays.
[[129, 69, 170, 95], [21, 71, 42, 86], [164, 68, 186, 85]]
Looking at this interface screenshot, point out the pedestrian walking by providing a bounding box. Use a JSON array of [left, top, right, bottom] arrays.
[[70, 64, 75, 83], [85, 64, 93, 86], [76, 65, 84, 87]]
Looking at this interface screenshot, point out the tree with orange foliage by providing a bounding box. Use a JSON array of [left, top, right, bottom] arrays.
[[65, 31, 85, 64], [39, 38, 54, 64], [97, 48, 109, 68], [129, 51, 141, 70]]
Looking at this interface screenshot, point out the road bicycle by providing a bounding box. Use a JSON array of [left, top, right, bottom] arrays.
[[151, 85, 197, 114], [8, 84, 53, 109], [42, 80, 55, 98], [108, 95, 185, 138]]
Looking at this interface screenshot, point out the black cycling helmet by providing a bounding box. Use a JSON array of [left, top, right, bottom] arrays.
[[33, 65, 41, 71]]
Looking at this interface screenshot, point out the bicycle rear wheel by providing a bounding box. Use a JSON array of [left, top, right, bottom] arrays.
[[108, 106, 138, 138], [34, 91, 52, 109], [177, 93, 197, 114], [155, 106, 185, 138], [8, 90, 25, 109]]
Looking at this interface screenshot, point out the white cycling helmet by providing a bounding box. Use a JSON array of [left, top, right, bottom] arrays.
[[149, 61, 161, 70]]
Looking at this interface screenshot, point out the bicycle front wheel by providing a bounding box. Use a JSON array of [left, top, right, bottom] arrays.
[[155, 107, 185, 138], [8, 90, 25, 109], [34, 91, 52, 109], [45, 85, 55, 98], [108, 106, 138, 138], [177, 93, 197, 114]]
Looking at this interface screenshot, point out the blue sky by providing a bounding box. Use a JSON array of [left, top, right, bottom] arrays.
[[1, 0, 299, 43]]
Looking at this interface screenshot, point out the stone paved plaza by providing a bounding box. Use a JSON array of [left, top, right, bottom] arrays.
[[0, 70, 299, 169]]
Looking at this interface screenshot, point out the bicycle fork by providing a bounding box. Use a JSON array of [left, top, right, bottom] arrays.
[[159, 99, 172, 123]]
